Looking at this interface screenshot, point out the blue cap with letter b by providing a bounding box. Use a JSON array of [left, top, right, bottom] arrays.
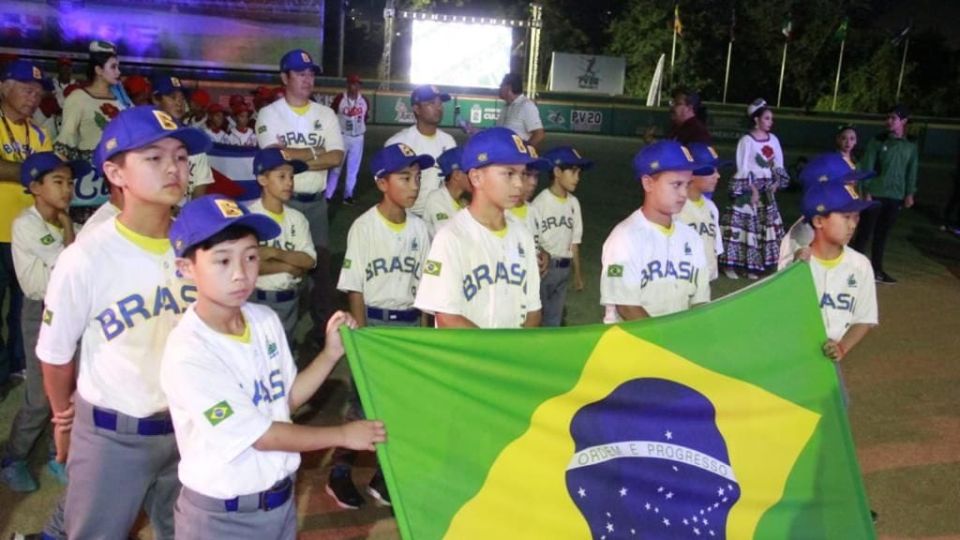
[[280, 49, 321, 74], [151, 76, 184, 97], [542, 146, 594, 170], [3, 60, 52, 91], [170, 195, 281, 257], [253, 148, 308, 176], [632, 140, 704, 179], [801, 182, 877, 220], [371, 143, 436, 179], [437, 147, 464, 177], [20, 152, 92, 189], [461, 127, 540, 171], [93, 106, 212, 172], [410, 85, 451, 105], [799, 152, 876, 191], [686, 143, 732, 176]]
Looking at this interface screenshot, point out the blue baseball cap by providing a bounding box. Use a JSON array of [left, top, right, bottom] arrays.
[[411, 85, 451, 105], [525, 144, 551, 172], [437, 147, 464, 177], [20, 152, 92, 188], [799, 152, 876, 191], [542, 146, 594, 170], [371, 143, 435, 179], [151, 75, 184, 97], [687, 143, 732, 176], [461, 127, 540, 171], [93, 106, 212, 172], [3, 60, 52, 91], [280, 49, 321, 74], [632, 140, 703, 179], [170, 195, 280, 257], [253, 148, 308, 176], [801, 182, 878, 220]]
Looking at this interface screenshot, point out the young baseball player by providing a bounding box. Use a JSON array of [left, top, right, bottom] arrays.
[[532, 146, 592, 326], [151, 75, 215, 202], [245, 148, 316, 347], [204, 103, 230, 144], [161, 195, 386, 539], [414, 127, 542, 328], [1, 153, 87, 493], [36, 105, 211, 539], [227, 103, 257, 146], [600, 140, 710, 322], [513, 145, 550, 278], [678, 143, 729, 284], [779, 153, 876, 271], [328, 143, 433, 509], [423, 146, 470, 238]]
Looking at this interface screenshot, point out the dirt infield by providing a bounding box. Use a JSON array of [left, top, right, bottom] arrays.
[[2, 126, 958, 539]]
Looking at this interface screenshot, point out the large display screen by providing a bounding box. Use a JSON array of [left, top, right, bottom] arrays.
[[409, 19, 512, 89]]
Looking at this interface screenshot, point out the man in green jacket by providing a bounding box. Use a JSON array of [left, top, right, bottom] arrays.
[[851, 104, 919, 284]]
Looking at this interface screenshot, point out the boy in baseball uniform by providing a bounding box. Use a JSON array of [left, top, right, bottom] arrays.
[[678, 143, 729, 287], [532, 146, 592, 326], [423, 147, 470, 238], [245, 148, 316, 347], [328, 143, 433, 508], [162, 195, 386, 539], [1, 153, 88, 492], [415, 127, 542, 328], [511, 145, 548, 261], [37, 106, 211, 539], [600, 140, 710, 322]]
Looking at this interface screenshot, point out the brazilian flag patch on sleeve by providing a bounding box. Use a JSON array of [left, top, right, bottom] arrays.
[[343, 259, 352, 269], [424, 260, 442, 276], [607, 264, 624, 278], [204, 400, 234, 426], [42, 309, 54, 325]]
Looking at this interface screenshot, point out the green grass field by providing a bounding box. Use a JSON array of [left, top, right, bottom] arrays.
[[2, 125, 959, 539]]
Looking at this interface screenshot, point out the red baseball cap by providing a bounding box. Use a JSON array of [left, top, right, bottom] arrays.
[[191, 88, 211, 108], [123, 75, 151, 97], [347, 74, 361, 85], [207, 103, 226, 115]]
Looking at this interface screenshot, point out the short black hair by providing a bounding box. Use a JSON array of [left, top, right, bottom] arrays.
[[182, 224, 258, 261], [501, 73, 523, 94]]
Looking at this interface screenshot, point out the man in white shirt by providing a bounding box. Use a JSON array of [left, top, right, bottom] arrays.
[[384, 85, 457, 217], [496, 73, 545, 149]]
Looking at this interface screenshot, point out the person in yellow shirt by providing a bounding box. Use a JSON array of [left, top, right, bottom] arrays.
[[0, 59, 53, 389]]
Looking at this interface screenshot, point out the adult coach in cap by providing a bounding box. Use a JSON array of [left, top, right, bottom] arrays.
[[0, 60, 53, 391], [256, 49, 344, 343], [496, 72, 545, 149], [326, 74, 369, 205], [384, 85, 457, 217]]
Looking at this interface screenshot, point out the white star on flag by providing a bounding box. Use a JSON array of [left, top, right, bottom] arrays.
[[709, 531, 716, 537], [605, 512, 611, 518], [578, 487, 586, 498], [663, 518, 671, 527], [645, 502, 651, 510], [683, 518, 689, 525], [703, 518, 709, 525], [718, 487, 725, 496], [694, 527, 701, 535], [606, 522, 614, 533], [657, 486, 664, 493], [619, 487, 628, 497], [665, 430, 673, 440], [665, 492, 674, 499]]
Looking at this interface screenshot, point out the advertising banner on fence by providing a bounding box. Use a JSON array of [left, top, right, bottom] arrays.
[[549, 53, 626, 95]]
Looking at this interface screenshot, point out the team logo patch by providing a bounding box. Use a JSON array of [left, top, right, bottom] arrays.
[[343, 258, 352, 269], [153, 110, 178, 131], [843, 184, 860, 199], [257, 125, 267, 134], [105, 137, 118, 151], [267, 341, 278, 359], [477, 152, 488, 163], [411, 238, 420, 251], [314, 120, 323, 130], [436, 212, 449, 221], [42, 309, 53, 325], [214, 198, 244, 218], [607, 264, 624, 278], [424, 260, 442, 276], [399, 143, 416, 157], [650, 160, 660, 171], [29, 167, 39, 179], [204, 401, 234, 426], [518, 242, 525, 257], [818, 174, 829, 183], [680, 146, 694, 162], [684, 242, 692, 255], [40, 234, 55, 246], [847, 274, 857, 288]]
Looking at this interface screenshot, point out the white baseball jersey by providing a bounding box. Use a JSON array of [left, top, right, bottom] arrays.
[[12, 206, 70, 300], [423, 186, 464, 239], [496, 95, 543, 142], [256, 99, 345, 194], [531, 190, 581, 258], [245, 200, 316, 292], [601, 210, 709, 323], [179, 153, 215, 207], [78, 201, 120, 239], [161, 303, 299, 498], [37, 217, 194, 417], [384, 125, 457, 217], [203, 127, 230, 145], [226, 127, 258, 147], [331, 92, 369, 137], [677, 197, 724, 281], [778, 217, 814, 271], [415, 209, 541, 328], [338, 206, 431, 310], [810, 247, 878, 342], [509, 203, 544, 250]]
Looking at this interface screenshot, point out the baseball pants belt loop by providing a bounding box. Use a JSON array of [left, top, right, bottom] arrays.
[[292, 192, 322, 203], [92, 407, 174, 436], [366, 306, 420, 323], [551, 257, 572, 269], [182, 476, 294, 513], [255, 289, 297, 302]]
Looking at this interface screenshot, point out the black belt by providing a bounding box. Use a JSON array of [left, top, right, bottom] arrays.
[[551, 257, 572, 269], [292, 192, 323, 203], [255, 289, 297, 302], [92, 407, 174, 436], [366, 307, 421, 322]]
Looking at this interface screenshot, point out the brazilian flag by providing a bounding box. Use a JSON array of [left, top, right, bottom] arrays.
[[341, 265, 874, 539]]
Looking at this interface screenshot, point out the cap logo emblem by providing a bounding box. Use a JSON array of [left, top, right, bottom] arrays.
[[816, 204, 826, 213], [32, 66, 42, 80], [511, 134, 528, 153], [214, 198, 244, 218], [30, 167, 39, 178], [843, 184, 860, 199], [153, 110, 178, 131], [399, 144, 415, 157], [105, 138, 118, 151], [680, 146, 694, 162], [818, 174, 829, 183], [301, 52, 311, 62], [528, 146, 539, 158], [650, 160, 660, 170], [171, 77, 181, 87], [707, 147, 718, 158], [478, 152, 488, 163]]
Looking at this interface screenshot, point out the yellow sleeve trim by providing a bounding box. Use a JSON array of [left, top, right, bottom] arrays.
[[115, 219, 171, 255]]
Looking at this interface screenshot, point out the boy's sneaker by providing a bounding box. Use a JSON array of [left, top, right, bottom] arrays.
[[1, 460, 38, 493], [325, 467, 364, 509], [875, 271, 897, 284], [47, 459, 68, 485], [723, 269, 739, 280], [367, 469, 392, 507]]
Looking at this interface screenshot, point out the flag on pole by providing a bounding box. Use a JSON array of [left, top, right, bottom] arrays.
[[781, 18, 793, 40], [342, 265, 876, 540], [891, 23, 911, 46], [674, 4, 683, 37], [834, 17, 849, 42]]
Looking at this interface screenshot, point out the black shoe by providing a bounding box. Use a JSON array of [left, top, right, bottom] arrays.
[[343, 197, 355, 206], [871, 509, 878, 523], [875, 271, 897, 284], [367, 469, 392, 507], [325, 467, 365, 509]]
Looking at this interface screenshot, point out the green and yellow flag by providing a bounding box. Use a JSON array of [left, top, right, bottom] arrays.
[[342, 264, 875, 539]]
